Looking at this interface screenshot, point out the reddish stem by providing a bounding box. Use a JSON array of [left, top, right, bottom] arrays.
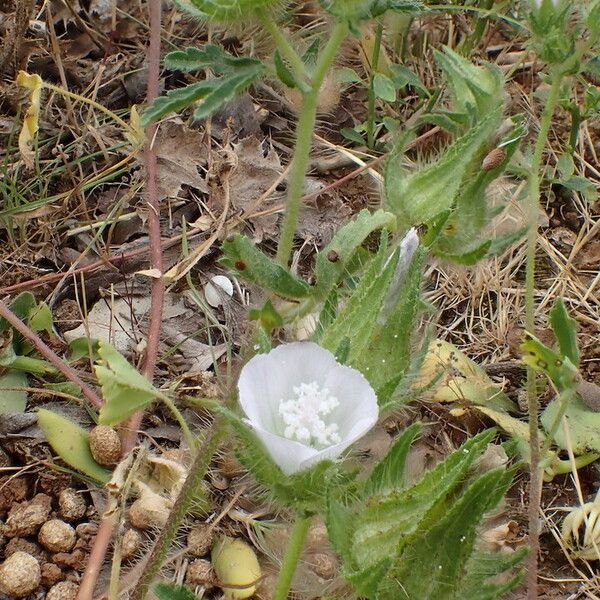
[[76, 516, 115, 600], [0, 300, 103, 408]]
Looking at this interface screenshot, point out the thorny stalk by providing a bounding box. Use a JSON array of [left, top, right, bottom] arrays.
[[524, 69, 562, 600], [0, 300, 103, 408], [78, 0, 163, 597]]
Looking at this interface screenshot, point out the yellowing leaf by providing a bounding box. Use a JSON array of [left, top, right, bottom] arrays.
[[126, 105, 145, 148], [16, 71, 43, 170]]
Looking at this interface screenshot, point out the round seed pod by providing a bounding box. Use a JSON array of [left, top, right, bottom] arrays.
[[120, 528, 142, 560], [88, 426, 122, 466], [58, 488, 87, 521], [187, 523, 214, 557], [310, 552, 337, 580], [128, 492, 170, 531], [46, 581, 79, 600], [212, 537, 261, 599], [38, 520, 76, 553], [0, 551, 41, 597], [186, 559, 215, 588]]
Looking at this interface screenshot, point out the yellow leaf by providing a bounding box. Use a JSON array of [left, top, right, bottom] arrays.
[[126, 104, 145, 147], [16, 71, 43, 170]]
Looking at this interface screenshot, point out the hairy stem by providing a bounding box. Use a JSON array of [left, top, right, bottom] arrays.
[[131, 422, 224, 600], [524, 69, 562, 600], [272, 514, 312, 600], [255, 8, 308, 84], [366, 21, 383, 150], [276, 22, 348, 266], [0, 301, 103, 408]]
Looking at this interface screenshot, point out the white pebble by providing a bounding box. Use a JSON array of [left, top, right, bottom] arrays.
[[204, 275, 234, 308]]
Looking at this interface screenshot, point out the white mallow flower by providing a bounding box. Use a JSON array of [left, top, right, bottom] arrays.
[[238, 342, 379, 475]]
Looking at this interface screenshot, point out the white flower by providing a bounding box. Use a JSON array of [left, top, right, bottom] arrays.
[[238, 342, 379, 475]]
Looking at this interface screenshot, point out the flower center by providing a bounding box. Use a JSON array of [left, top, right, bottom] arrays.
[[279, 381, 341, 448]]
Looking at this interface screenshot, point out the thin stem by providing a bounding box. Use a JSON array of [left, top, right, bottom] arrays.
[[158, 393, 196, 451], [255, 8, 309, 84], [524, 69, 562, 600], [272, 514, 312, 600], [43, 82, 136, 137], [0, 301, 103, 408], [366, 21, 383, 150], [131, 421, 224, 600], [276, 22, 348, 266]]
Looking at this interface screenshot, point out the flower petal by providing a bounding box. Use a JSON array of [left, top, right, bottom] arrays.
[[238, 342, 339, 436], [243, 419, 320, 475]]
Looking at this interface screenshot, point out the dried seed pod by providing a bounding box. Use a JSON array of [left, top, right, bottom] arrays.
[[128, 486, 171, 531], [0, 551, 41, 597], [120, 528, 142, 560], [187, 523, 214, 557], [46, 580, 79, 600], [186, 559, 215, 587], [38, 520, 76, 553], [88, 426, 122, 466], [310, 552, 337, 580], [212, 537, 261, 599], [4, 493, 52, 537], [481, 147, 507, 171], [58, 488, 87, 521]]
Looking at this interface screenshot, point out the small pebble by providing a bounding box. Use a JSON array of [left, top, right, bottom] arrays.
[[187, 523, 214, 557], [186, 559, 215, 587], [39, 520, 76, 553], [0, 551, 41, 597], [46, 580, 79, 600], [4, 494, 51, 537], [58, 488, 86, 521]]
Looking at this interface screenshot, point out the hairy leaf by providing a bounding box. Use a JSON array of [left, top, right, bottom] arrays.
[[364, 422, 421, 496], [165, 44, 263, 73], [352, 430, 495, 566], [96, 342, 159, 425], [152, 583, 201, 600], [37, 409, 111, 483], [187, 0, 282, 22], [385, 108, 502, 226], [315, 209, 396, 297], [220, 235, 312, 299]]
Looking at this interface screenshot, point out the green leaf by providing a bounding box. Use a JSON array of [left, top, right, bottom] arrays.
[[219, 235, 312, 299], [152, 583, 201, 600], [549, 298, 579, 367], [0, 371, 28, 413], [319, 0, 422, 26], [319, 243, 397, 361], [165, 44, 262, 74], [385, 108, 502, 226], [434, 46, 504, 118], [37, 409, 111, 483], [521, 334, 579, 392], [337, 67, 363, 84], [346, 559, 392, 599], [249, 299, 283, 331], [382, 468, 515, 600], [96, 342, 159, 425], [192, 70, 263, 121], [326, 495, 355, 562], [27, 302, 53, 334], [352, 430, 495, 566], [541, 395, 600, 454], [437, 240, 492, 265], [315, 209, 396, 297], [142, 81, 220, 124], [68, 337, 101, 362], [389, 63, 428, 94], [373, 73, 396, 102], [356, 248, 423, 391], [186, 0, 280, 22], [340, 127, 366, 144], [364, 423, 421, 496], [273, 50, 298, 89]]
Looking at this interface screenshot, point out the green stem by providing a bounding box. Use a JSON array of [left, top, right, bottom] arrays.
[[156, 391, 196, 451], [272, 514, 312, 600], [132, 421, 224, 600], [276, 22, 348, 266], [524, 68, 562, 600], [366, 21, 383, 150], [255, 8, 309, 84]]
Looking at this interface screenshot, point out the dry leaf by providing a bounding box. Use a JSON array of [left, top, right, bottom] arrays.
[[16, 71, 43, 170]]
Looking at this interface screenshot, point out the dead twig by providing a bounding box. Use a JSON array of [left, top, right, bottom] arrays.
[[0, 300, 103, 408]]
